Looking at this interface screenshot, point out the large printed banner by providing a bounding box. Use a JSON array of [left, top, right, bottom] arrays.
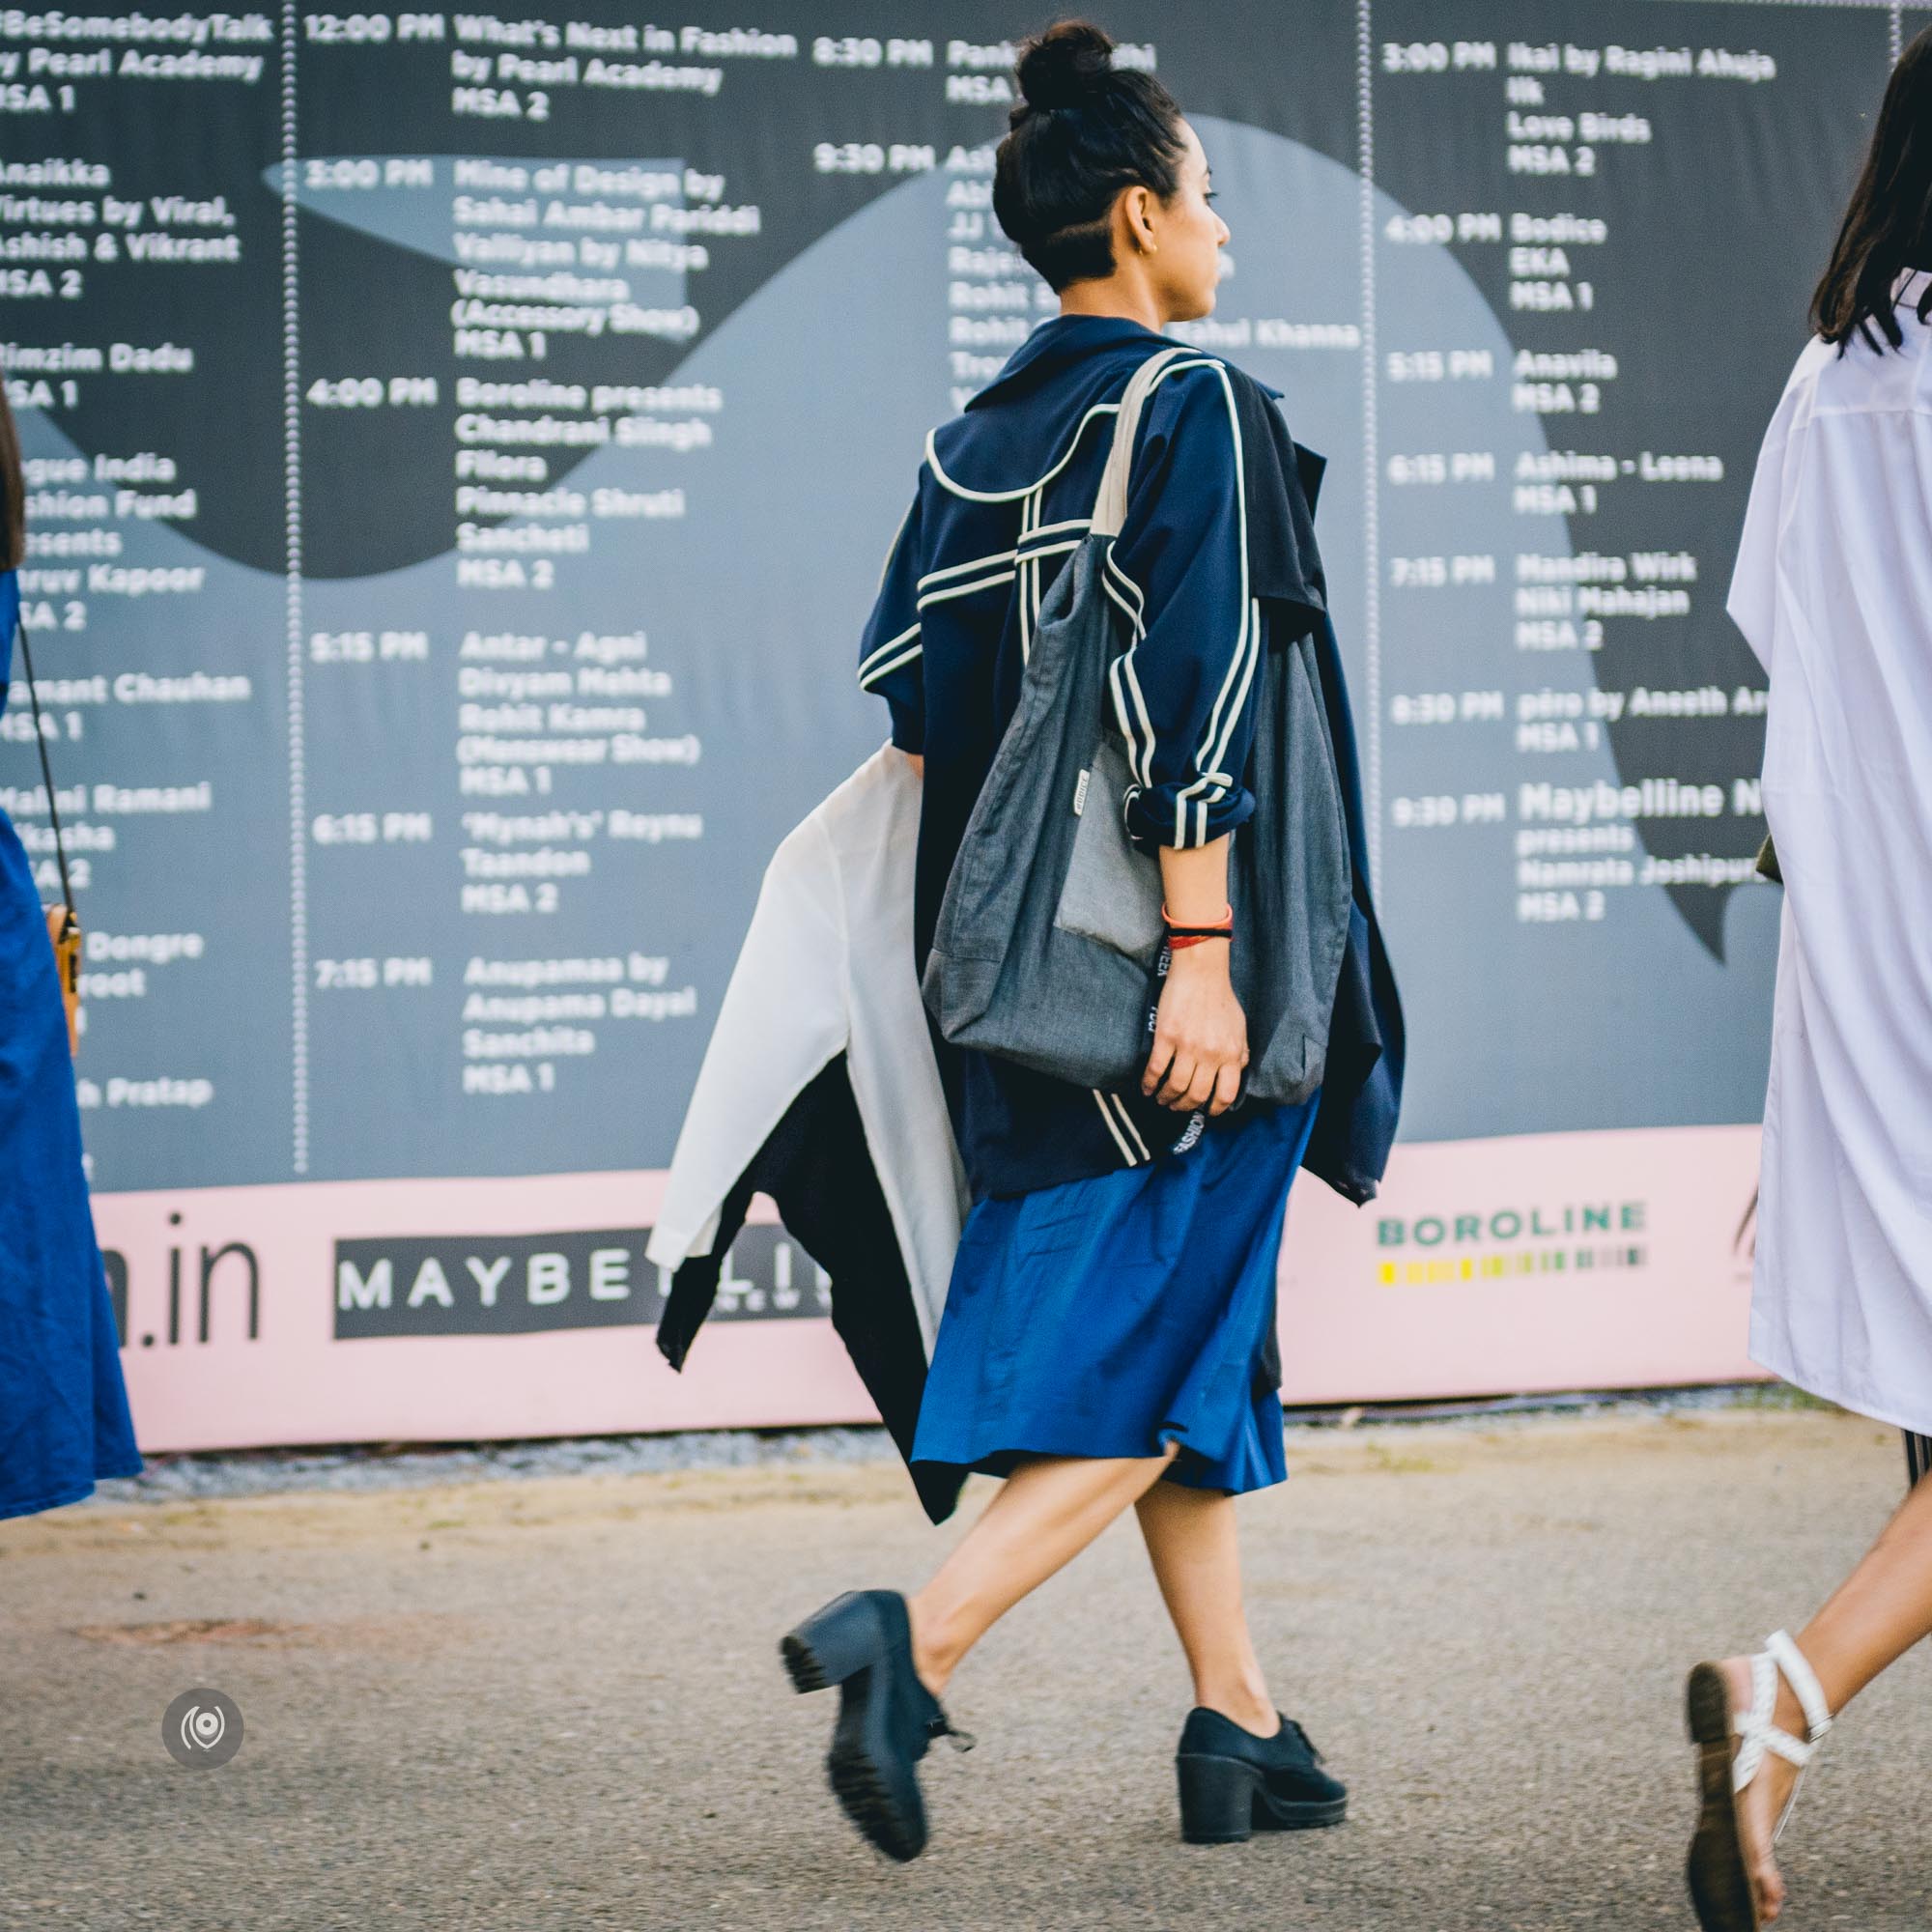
[[8, 2, 1912, 1450]]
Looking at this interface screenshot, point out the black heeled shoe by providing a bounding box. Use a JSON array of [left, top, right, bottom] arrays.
[[1175, 1707, 1348, 1843], [780, 1589, 974, 1862]]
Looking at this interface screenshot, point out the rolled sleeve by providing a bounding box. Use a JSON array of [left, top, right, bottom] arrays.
[[857, 479, 926, 753], [1103, 361, 1261, 851]]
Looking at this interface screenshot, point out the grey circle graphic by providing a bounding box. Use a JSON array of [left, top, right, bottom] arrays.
[[161, 1688, 243, 1769]]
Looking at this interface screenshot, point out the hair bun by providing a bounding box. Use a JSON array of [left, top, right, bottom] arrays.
[[1015, 19, 1114, 111]]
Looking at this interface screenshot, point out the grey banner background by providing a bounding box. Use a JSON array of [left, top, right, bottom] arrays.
[[4, 2, 1907, 1193]]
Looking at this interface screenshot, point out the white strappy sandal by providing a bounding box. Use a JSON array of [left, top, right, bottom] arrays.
[[1685, 1631, 1833, 1931]]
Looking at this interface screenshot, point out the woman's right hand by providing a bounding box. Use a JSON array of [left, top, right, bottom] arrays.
[[1143, 942, 1247, 1114]]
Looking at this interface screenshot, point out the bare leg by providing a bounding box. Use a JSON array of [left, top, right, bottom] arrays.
[[1719, 1469, 1932, 1923], [1134, 1479, 1277, 1734], [909, 1445, 1179, 1694]]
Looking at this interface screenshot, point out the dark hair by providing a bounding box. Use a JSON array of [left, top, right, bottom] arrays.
[[1811, 23, 1932, 354], [0, 384, 22, 573], [992, 19, 1188, 291]]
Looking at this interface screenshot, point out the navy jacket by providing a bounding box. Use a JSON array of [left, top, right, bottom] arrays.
[[858, 314, 1400, 1204]]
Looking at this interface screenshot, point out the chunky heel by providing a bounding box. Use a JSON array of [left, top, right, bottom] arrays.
[[780, 1590, 888, 1694], [1177, 1752, 1261, 1844], [777, 1589, 967, 1863], [1174, 1708, 1349, 1841]]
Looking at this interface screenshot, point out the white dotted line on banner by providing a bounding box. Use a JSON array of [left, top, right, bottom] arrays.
[[281, 1, 308, 1177], [1682, 0, 1895, 12], [1357, 0, 1381, 901]]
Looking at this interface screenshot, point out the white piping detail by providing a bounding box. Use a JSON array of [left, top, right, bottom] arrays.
[[1173, 368, 1254, 832], [859, 620, 921, 677], [1101, 569, 1146, 644], [1102, 554, 1156, 794], [1018, 486, 1037, 666], [926, 403, 1119, 503], [1107, 639, 1158, 789], [1107, 1093, 1151, 1161], [1092, 1089, 1137, 1163], [1024, 489, 1051, 651], [1024, 493, 1037, 662], [1175, 594, 1261, 837], [859, 641, 923, 689], [1103, 549, 1146, 629], [915, 525, 1089, 594], [1229, 597, 1265, 767], [1095, 358, 1256, 850], [917, 568, 1015, 611], [920, 548, 1016, 590], [909, 548, 1086, 625], [921, 356, 1219, 503]]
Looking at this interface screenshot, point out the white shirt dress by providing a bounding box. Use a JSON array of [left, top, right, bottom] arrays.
[[1728, 268, 1932, 1433]]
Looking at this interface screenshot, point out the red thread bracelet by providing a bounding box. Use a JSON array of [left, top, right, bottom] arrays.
[[1162, 901, 1234, 950]]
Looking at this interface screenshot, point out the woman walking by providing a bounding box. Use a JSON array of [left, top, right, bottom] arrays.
[[781, 20, 1398, 1861], [1685, 29, 1932, 1929], [0, 388, 144, 1520]]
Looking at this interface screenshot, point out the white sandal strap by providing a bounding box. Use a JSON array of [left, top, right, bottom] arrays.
[[1756, 1726, 1815, 1771], [1732, 1653, 1797, 1792], [1730, 1631, 1833, 1841], [1764, 1629, 1833, 1742]]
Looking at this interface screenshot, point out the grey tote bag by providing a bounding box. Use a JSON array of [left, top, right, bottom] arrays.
[[921, 346, 1352, 1104]]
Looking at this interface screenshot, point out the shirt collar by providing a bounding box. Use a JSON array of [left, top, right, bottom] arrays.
[[963, 314, 1173, 411], [963, 311, 1288, 410]]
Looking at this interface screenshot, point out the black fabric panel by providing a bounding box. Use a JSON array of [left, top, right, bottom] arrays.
[[656, 1169, 757, 1373], [1258, 1285, 1282, 1397], [1300, 610, 1406, 1206], [658, 1054, 965, 1525], [1230, 374, 1327, 647]]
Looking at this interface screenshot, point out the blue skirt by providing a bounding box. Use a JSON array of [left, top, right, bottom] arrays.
[[910, 1091, 1321, 1496], [0, 802, 143, 1520]]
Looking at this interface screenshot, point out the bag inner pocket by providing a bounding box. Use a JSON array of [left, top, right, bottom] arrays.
[[1051, 731, 1164, 962]]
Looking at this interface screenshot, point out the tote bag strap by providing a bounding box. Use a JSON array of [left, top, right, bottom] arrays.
[[14, 608, 77, 923], [1090, 343, 1193, 538]]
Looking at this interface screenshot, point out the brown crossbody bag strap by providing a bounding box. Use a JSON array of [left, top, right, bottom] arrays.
[[14, 607, 80, 1054]]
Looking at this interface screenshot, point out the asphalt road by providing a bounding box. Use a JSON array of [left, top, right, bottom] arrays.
[[3, 1406, 1928, 1931]]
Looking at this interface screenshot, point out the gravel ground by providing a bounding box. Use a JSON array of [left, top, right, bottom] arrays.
[[6, 1402, 1929, 1930], [85, 1423, 909, 1504], [81, 1380, 1815, 1504]]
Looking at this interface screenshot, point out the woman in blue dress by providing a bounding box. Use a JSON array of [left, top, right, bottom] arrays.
[[781, 20, 1398, 1861], [0, 387, 144, 1520]]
